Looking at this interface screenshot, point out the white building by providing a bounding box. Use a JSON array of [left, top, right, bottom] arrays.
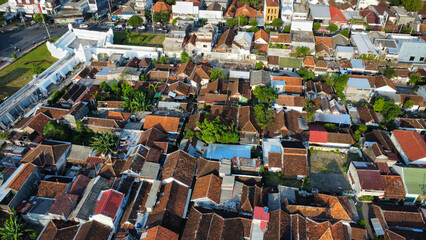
[[172, 1, 200, 20], [281, 0, 294, 24], [390, 130, 426, 166], [198, 2, 225, 24], [357, 0, 379, 9]]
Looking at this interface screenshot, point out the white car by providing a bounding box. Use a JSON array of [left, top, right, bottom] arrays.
[[138, 26, 145, 30], [126, 25, 133, 29], [80, 24, 89, 28]]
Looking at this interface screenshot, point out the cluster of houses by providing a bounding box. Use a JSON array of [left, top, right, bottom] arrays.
[[0, 0, 426, 239]]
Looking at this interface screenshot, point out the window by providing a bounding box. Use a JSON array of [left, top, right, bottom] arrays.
[[420, 57, 425, 62], [409, 56, 415, 61], [203, 45, 207, 48]]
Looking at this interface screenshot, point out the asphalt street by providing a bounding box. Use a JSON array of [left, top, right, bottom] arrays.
[[0, 25, 68, 67]]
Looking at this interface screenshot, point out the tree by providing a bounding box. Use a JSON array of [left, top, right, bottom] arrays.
[[226, 18, 237, 27], [161, 11, 170, 23], [295, 46, 310, 57], [365, 24, 372, 31], [390, 0, 402, 6], [237, 15, 248, 26], [122, 89, 152, 112], [313, 22, 321, 31], [403, 99, 414, 109], [31, 63, 45, 75], [254, 104, 274, 130], [181, 51, 192, 63], [100, 81, 110, 92], [383, 66, 397, 79], [353, 124, 368, 143], [0, 211, 35, 240], [140, 74, 148, 81], [128, 15, 143, 28], [333, 74, 349, 100], [271, 18, 283, 30], [90, 132, 117, 154], [144, 10, 152, 22], [283, 25, 291, 33], [305, 99, 316, 122], [340, 29, 350, 38], [326, 23, 338, 32], [195, 116, 240, 143], [373, 97, 386, 112], [402, 27, 412, 34], [255, 61, 264, 70], [324, 123, 338, 132], [249, 19, 258, 27], [253, 86, 277, 102], [0, 131, 11, 140], [409, 73, 422, 85], [153, 12, 161, 23], [11, 53, 16, 58], [209, 68, 227, 81], [402, 0, 424, 12], [34, 13, 47, 23], [165, 0, 176, 5], [320, 74, 335, 86], [297, 68, 314, 80], [43, 120, 71, 141]]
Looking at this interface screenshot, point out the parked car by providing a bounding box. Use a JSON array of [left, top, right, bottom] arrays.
[[80, 24, 89, 28], [126, 25, 133, 29], [138, 25, 145, 30]]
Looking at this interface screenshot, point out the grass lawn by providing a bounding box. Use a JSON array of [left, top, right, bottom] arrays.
[[264, 173, 310, 190], [0, 43, 58, 96], [114, 32, 165, 47], [279, 57, 302, 69]]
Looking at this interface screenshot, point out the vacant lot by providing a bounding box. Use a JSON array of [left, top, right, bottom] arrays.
[[0, 43, 58, 96], [114, 32, 165, 47], [279, 57, 302, 69], [264, 173, 310, 191], [309, 150, 361, 193]]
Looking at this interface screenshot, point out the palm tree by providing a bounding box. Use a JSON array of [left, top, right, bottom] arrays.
[[122, 91, 152, 112], [90, 132, 117, 154], [0, 211, 35, 240]]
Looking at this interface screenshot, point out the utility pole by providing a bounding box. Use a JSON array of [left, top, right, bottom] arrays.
[[41, 14, 51, 38]]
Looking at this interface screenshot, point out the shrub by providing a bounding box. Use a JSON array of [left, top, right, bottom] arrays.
[[11, 53, 16, 58]]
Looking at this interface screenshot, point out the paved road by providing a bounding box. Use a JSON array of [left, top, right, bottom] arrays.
[[0, 25, 68, 68], [357, 202, 374, 239]]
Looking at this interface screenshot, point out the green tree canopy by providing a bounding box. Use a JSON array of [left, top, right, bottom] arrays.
[[283, 25, 291, 33], [128, 15, 143, 28], [34, 13, 47, 23], [403, 99, 414, 109], [0, 131, 11, 140], [305, 99, 316, 122], [297, 68, 315, 80], [122, 87, 153, 112], [313, 22, 321, 31], [195, 116, 240, 143], [383, 66, 398, 79], [181, 51, 192, 63], [373, 97, 402, 124], [255, 61, 264, 70], [209, 68, 227, 81], [271, 18, 283, 29], [402, 0, 424, 12], [144, 10, 152, 22], [0, 211, 35, 240], [254, 104, 274, 130], [153, 12, 161, 23], [253, 86, 277, 102], [324, 123, 338, 132], [237, 15, 248, 26], [326, 23, 338, 32], [249, 19, 258, 26], [43, 120, 71, 141], [340, 29, 350, 38], [295, 46, 310, 57], [161, 11, 170, 23], [409, 73, 422, 85], [90, 132, 117, 154], [373, 97, 386, 112], [100, 81, 110, 92], [226, 18, 237, 27]]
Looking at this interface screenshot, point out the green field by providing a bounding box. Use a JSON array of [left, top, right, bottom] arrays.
[[279, 57, 303, 69], [0, 43, 58, 96], [113, 32, 165, 47]]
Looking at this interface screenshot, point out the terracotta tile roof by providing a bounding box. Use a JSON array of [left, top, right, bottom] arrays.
[[7, 163, 36, 191], [270, 33, 291, 44], [392, 130, 426, 162], [228, 79, 251, 100], [285, 110, 304, 135], [139, 58, 152, 68], [67, 174, 91, 196], [315, 59, 327, 70], [329, 7, 347, 24], [361, 9, 380, 25], [384, 229, 405, 240], [283, 153, 309, 176], [303, 56, 315, 67], [315, 37, 333, 49], [327, 132, 355, 145], [339, 59, 352, 68], [399, 118, 426, 129], [374, 204, 425, 230], [84, 117, 124, 129], [36, 106, 70, 119], [264, 109, 287, 138], [138, 127, 168, 151], [167, 81, 195, 97], [192, 174, 222, 204], [382, 175, 406, 199], [162, 150, 197, 187], [24, 112, 52, 135], [199, 79, 220, 96], [176, 61, 196, 78], [147, 71, 169, 81], [197, 157, 220, 177], [75, 220, 112, 240], [107, 111, 131, 121], [278, 95, 305, 107], [186, 113, 203, 131], [266, 0, 279, 7], [315, 41, 331, 56], [153, 1, 172, 12], [155, 181, 189, 217], [235, 3, 262, 19], [215, 29, 236, 49], [48, 193, 79, 217], [94, 189, 124, 219], [238, 106, 261, 133], [191, 64, 212, 84], [375, 75, 396, 91], [125, 57, 140, 68], [254, 43, 268, 53], [364, 130, 396, 152], [255, 29, 269, 42], [268, 56, 279, 65], [144, 226, 179, 240], [143, 115, 181, 133], [356, 170, 385, 191], [357, 105, 379, 124], [365, 60, 378, 71], [208, 105, 238, 125], [268, 152, 282, 168], [20, 140, 70, 168], [39, 220, 80, 240], [400, 94, 425, 106], [97, 100, 124, 109], [37, 180, 68, 199], [264, 210, 291, 239]]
